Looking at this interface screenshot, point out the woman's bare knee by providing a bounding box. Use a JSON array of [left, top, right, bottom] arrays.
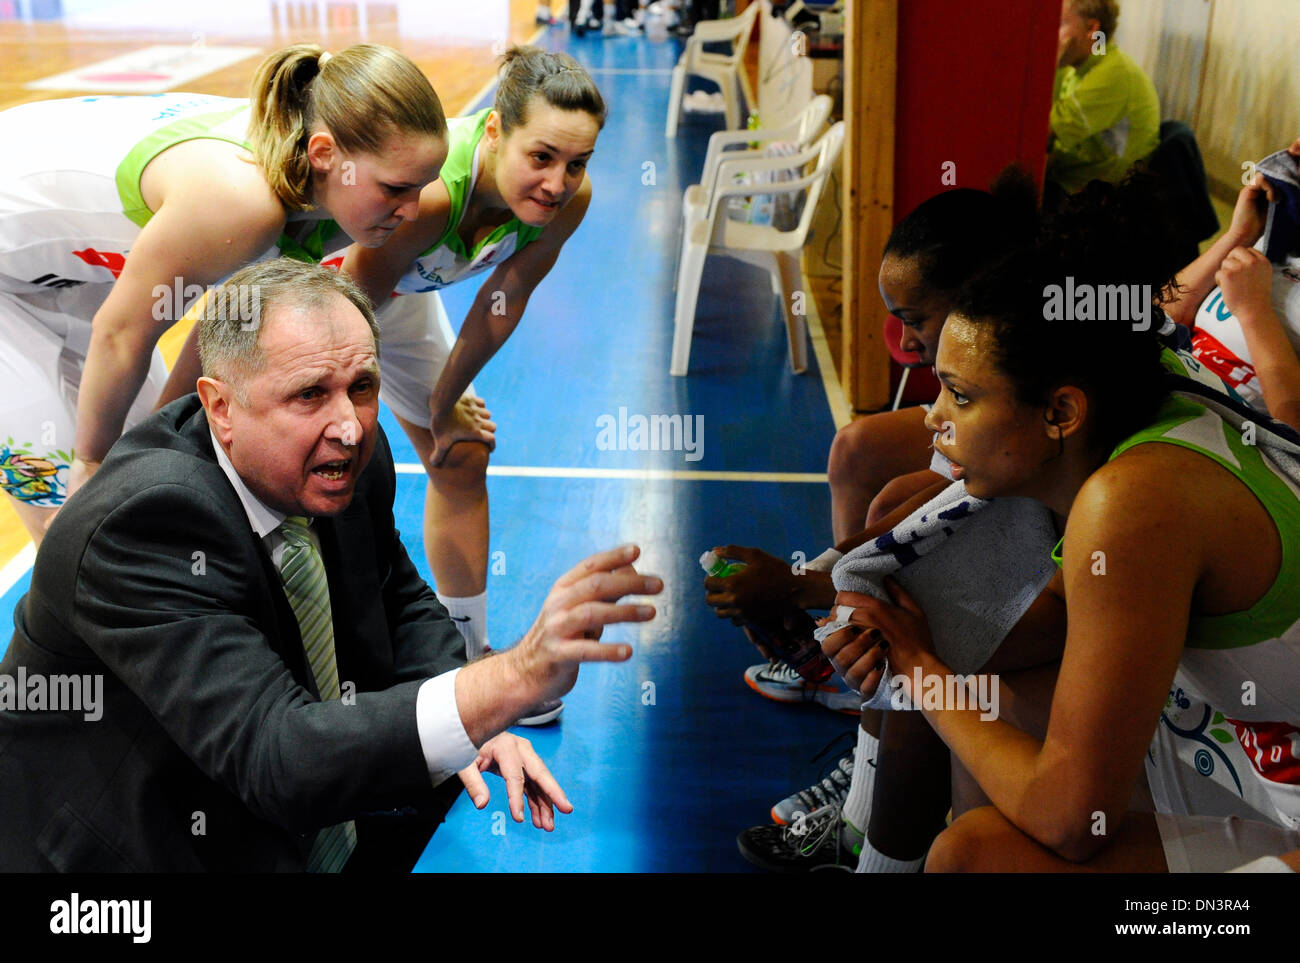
[[429, 441, 489, 486], [827, 408, 929, 491], [925, 807, 1007, 873], [827, 417, 877, 489]]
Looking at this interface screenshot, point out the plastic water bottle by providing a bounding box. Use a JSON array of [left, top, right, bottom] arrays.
[[700, 551, 833, 683]]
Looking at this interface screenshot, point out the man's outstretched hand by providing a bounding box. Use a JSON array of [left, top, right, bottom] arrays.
[[456, 544, 663, 747], [511, 544, 662, 704]]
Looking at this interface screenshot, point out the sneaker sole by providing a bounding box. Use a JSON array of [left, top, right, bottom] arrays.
[[743, 671, 811, 704]]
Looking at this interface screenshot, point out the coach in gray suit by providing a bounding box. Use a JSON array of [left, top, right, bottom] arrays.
[[0, 259, 659, 872]]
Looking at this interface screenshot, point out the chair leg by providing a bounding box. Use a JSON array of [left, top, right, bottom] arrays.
[[892, 366, 912, 411], [775, 249, 808, 374], [666, 63, 686, 137], [737, 67, 757, 121], [721, 75, 739, 130], [670, 240, 708, 376]]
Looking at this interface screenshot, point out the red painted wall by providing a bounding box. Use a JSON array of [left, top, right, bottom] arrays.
[[890, 0, 1059, 403]]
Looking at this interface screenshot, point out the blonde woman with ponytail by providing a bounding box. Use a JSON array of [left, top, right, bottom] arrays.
[[0, 43, 446, 545], [341, 46, 606, 724]]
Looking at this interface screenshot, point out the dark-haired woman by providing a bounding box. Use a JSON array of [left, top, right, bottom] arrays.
[[822, 194, 1300, 872], [708, 175, 1048, 873], [343, 48, 605, 722], [826, 171, 1039, 540], [0, 44, 446, 546]]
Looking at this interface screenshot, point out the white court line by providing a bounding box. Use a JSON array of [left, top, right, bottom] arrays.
[[396, 464, 827, 482], [0, 543, 35, 597]]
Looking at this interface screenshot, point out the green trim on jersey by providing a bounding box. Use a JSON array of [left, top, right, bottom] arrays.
[[1109, 397, 1300, 650], [1051, 348, 1210, 570], [425, 107, 544, 262], [276, 220, 343, 263], [1047, 345, 1300, 648], [115, 105, 250, 228], [113, 100, 342, 263]]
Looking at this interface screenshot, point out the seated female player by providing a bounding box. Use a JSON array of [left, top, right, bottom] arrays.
[[707, 171, 1039, 648], [825, 170, 1040, 538], [822, 179, 1300, 872], [1164, 136, 1300, 431]]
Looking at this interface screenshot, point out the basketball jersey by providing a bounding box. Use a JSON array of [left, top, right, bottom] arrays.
[[1191, 253, 1300, 411], [394, 108, 544, 294], [1111, 358, 1300, 830], [0, 94, 342, 306]]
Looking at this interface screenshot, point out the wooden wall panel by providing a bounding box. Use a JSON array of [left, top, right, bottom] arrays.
[[1120, 0, 1300, 198], [841, 0, 1057, 412], [841, 0, 895, 411]]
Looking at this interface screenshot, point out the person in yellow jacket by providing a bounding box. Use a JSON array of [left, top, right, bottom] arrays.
[[1047, 0, 1159, 197]]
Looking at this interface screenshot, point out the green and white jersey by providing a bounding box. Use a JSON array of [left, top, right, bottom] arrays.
[[0, 93, 341, 303], [1112, 353, 1300, 830], [394, 108, 544, 293]]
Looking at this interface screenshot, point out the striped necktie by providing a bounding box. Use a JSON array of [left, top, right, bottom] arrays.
[[277, 515, 356, 873]]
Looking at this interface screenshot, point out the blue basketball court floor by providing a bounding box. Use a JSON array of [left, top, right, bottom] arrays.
[[0, 27, 855, 872]]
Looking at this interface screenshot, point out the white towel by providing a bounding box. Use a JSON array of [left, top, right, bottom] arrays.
[[815, 450, 1057, 708]]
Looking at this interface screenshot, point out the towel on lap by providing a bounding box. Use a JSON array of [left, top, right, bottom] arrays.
[[816, 453, 1057, 709]]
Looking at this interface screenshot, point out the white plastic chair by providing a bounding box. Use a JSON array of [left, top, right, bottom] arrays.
[[680, 94, 832, 248], [669, 121, 845, 376], [672, 94, 831, 293], [665, 1, 760, 137]]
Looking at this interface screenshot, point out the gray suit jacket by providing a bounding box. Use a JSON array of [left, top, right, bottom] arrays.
[[0, 395, 467, 871]]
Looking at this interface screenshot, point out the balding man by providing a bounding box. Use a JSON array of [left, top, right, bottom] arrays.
[[1048, 0, 1159, 198]]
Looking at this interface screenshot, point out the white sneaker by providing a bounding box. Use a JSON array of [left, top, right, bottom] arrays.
[[771, 751, 855, 825]]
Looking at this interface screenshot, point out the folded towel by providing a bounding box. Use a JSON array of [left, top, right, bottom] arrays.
[[815, 448, 1058, 708]]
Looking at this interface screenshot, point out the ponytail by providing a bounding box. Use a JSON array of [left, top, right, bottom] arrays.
[[247, 42, 446, 210], [495, 45, 606, 134]]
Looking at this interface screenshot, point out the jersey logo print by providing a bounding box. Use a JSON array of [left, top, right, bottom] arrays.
[[72, 248, 126, 279], [1228, 719, 1300, 785]]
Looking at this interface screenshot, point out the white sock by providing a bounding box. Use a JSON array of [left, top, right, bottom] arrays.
[[437, 589, 488, 659], [840, 726, 879, 844], [855, 838, 926, 873]]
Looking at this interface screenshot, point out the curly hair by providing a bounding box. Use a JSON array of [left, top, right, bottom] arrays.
[[953, 171, 1185, 450], [884, 166, 1040, 296]]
